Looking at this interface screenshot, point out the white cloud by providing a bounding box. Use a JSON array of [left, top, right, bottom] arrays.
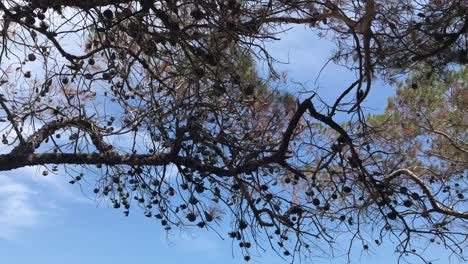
[[0, 166, 91, 240], [23, 166, 93, 204], [0, 175, 41, 239]]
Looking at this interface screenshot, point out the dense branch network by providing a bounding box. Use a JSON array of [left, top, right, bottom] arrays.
[[0, 0, 466, 263]]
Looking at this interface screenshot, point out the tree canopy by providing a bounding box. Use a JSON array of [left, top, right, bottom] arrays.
[[0, 0, 466, 263]]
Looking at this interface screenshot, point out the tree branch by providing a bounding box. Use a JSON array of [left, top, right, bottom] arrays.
[[385, 168, 468, 219], [0, 152, 236, 176], [27, 0, 134, 9], [12, 116, 111, 154]]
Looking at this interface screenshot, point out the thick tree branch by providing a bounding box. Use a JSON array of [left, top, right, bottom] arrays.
[[0, 152, 235, 176], [385, 169, 468, 219], [275, 97, 312, 159], [12, 116, 110, 154]]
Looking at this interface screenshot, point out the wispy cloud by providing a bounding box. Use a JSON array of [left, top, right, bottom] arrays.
[[0, 165, 94, 239], [24, 166, 93, 204], [0, 175, 41, 239]]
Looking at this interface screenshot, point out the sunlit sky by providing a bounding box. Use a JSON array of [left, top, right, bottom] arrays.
[[0, 25, 461, 264]]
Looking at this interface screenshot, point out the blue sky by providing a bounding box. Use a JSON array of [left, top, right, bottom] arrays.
[[0, 25, 462, 264]]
